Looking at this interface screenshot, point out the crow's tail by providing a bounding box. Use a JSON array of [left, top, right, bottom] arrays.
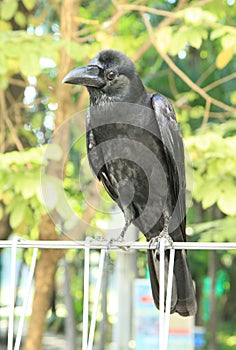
[[147, 248, 197, 316]]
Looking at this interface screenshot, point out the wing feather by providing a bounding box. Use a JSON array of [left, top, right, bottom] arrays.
[[151, 93, 186, 240], [86, 110, 118, 201]]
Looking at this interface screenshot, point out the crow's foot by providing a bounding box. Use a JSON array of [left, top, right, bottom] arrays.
[[149, 234, 173, 251], [149, 211, 173, 258], [118, 220, 130, 240], [107, 221, 131, 251], [107, 236, 130, 251], [149, 234, 173, 260]]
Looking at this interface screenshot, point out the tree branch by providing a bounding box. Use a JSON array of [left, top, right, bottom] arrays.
[[131, 0, 188, 62], [142, 13, 235, 113], [0, 91, 24, 152], [117, 3, 176, 18], [204, 72, 236, 93]]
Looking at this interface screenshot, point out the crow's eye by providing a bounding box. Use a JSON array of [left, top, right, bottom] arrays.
[[106, 71, 116, 80]]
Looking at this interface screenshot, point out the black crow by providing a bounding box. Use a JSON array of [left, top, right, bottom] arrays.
[[63, 50, 197, 316]]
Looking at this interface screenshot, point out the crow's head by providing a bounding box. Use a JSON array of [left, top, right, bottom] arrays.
[[63, 50, 146, 104]]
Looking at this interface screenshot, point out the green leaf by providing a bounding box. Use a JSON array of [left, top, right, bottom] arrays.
[[0, 54, 7, 75], [21, 175, 39, 199], [0, 19, 12, 31], [192, 171, 204, 202], [230, 91, 236, 105], [187, 28, 208, 50], [156, 27, 172, 53], [190, 105, 204, 119], [65, 41, 82, 60], [0, 75, 9, 90], [14, 11, 26, 27], [168, 30, 188, 56], [19, 51, 41, 76], [217, 183, 236, 216], [0, 0, 18, 21], [5, 42, 21, 58], [210, 27, 228, 40], [192, 217, 236, 242], [221, 34, 236, 49], [22, 0, 36, 11], [202, 179, 220, 209], [31, 112, 44, 129], [0, 147, 44, 166], [9, 202, 26, 229], [178, 7, 217, 25]]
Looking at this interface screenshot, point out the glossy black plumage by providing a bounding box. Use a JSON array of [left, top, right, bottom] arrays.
[[63, 49, 197, 316]]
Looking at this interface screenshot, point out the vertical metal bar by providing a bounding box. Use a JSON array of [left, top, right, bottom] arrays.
[[14, 248, 38, 350], [159, 237, 165, 350], [82, 245, 90, 350], [163, 247, 175, 349], [87, 249, 106, 350], [7, 238, 18, 350]]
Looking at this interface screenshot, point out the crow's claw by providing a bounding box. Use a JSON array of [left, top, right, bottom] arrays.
[[107, 236, 130, 251], [149, 233, 173, 260]]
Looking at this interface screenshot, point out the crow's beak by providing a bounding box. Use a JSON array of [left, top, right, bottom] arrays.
[[62, 65, 105, 88]]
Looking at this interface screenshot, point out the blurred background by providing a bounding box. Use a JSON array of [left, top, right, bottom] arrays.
[[0, 0, 236, 349]]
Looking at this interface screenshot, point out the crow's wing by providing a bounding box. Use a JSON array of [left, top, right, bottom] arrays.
[[151, 93, 186, 240], [86, 110, 118, 202]]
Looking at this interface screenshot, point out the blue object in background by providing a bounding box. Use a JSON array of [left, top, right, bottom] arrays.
[[194, 327, 206, 349], [134, 279, 194, 350]]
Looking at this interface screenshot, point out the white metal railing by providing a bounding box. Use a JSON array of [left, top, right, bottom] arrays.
[[1, 238, 236, 250], [1, 237, 236, 350]]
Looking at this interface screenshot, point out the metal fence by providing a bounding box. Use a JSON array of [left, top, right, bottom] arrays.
[[1, 237, 236, 350]]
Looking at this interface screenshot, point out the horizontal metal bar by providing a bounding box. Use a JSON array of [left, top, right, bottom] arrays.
[[0, 239, 236, 250]]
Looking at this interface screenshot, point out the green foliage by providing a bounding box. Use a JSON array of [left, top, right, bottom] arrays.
[[22, 0, 36, 11], [191, 217, 236, 243], [0, 0, 36, 26], [0, 0, 18, 21], [0, 148, 45, 236], [0, 31, 62, 87], [218, 322, 236, 350], [168, 26, 208, 55], [186, 130, 236, 217]]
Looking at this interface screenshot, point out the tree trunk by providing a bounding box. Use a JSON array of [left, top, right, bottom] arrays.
[[24, 249, 65, 349], [24, 215, 66, 350], [0, 210, 11, 242], [24, 1, 77, 348]]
